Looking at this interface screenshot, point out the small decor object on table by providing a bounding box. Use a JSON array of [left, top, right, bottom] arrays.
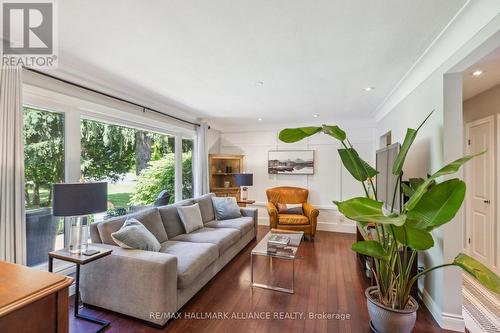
[[52, 182, 107, 254], [267, 234, 292, 254], [268, 234, 289, 248], [49, 246, 112, 332]]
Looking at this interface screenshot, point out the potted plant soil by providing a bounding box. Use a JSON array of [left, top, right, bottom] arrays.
[[279, 113, 500, 333]]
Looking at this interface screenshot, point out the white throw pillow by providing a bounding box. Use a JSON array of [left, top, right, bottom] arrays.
[[177, 203, 204, 233]]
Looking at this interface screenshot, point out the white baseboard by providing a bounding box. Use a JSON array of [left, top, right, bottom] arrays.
[[442, 312, 466, 332], [421, 288, 465, 332], [317, 222, 356, 234], [421, 288, 443, 327], [257, 217, 355, 234], [463, 309, 482, 333]]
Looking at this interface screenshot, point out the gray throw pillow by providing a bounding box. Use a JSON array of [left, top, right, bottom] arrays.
[[211, 197, 242, 220], [111, 218, 161, 251], [177, 203, 204, 233]]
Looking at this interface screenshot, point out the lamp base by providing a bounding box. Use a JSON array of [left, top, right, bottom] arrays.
[[68, 216, 89, 254], [241, 187, 248, 201]]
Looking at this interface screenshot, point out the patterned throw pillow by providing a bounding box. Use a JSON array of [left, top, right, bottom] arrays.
[[111, 218, 161, 251], [276, 203, 304, 215]]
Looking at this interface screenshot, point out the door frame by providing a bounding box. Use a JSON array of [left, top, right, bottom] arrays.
[[495, 114, 500, 275], [464, 115, 496, 272]]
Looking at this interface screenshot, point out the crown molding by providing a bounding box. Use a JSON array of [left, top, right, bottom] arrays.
[[373, 1, 500, 122]]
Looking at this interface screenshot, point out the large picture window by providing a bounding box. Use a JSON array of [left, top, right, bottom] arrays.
[[80, 118, 178, 218], [22, 90, 196, 271], [23, 106, 65, 266]]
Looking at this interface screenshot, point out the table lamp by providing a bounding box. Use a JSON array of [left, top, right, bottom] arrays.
[[235, 173, 253, 201], [53, 182, 107, 254]]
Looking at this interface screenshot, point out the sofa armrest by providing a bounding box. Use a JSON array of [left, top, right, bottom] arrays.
[[267, 202, 279, 229], [303, 203, 319, 234], [240, 207, 258, 236], [80, 244, 178, 326]]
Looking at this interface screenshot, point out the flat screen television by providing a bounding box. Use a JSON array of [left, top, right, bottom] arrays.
[[376, 143, 401, 212]]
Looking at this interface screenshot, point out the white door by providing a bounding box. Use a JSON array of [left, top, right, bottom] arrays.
[[465, 116, 495, 267]]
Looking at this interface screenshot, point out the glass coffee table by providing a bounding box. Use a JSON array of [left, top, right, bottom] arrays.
[[251, 229, 304, 294]]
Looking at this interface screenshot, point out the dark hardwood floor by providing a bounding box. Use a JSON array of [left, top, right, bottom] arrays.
[[70, 226, 454, 333]]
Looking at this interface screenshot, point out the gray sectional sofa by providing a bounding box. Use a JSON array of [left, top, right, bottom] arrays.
[[81, 193, 257, 326]]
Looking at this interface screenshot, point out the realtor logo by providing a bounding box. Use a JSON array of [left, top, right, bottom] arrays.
[[1, 0, 57, 68]]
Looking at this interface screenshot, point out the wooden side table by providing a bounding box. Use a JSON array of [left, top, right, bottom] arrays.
[[237, 199, 255, 207], [0, 261, 73, 333], [49, 246, 112, 333]]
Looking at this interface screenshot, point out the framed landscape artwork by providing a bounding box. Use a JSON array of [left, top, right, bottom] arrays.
[[268, 150, 314, 175]]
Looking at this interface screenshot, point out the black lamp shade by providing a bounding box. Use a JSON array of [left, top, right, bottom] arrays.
[[52, 182, 108, 216], [235, 173, 253, 187]]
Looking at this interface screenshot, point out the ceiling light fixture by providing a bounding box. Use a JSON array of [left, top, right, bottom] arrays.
[[258, 118, 263, 121], [313, 114, 319, 118], [364, 87, 375, 92], [472, 70, 484, 77], [256, 81, 264, 86]]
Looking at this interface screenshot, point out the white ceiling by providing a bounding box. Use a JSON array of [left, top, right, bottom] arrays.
[[54, 0, 467, 129], [463, 46, 500, 101]]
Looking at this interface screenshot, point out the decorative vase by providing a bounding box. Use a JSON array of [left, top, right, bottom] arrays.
[[68, 216, 89, 254], [365, 286, 418, 333]]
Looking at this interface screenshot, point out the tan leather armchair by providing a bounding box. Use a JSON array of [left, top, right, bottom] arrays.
[[266, 186, 319, 238]]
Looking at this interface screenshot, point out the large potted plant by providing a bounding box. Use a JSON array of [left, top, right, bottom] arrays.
[[279, 114, 500, 333]]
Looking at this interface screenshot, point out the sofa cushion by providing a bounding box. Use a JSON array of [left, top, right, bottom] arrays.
[[111, 218, 161, 252], [177, 203, 204, 234], [193, 193, 216, 223], [205, 216, 254, 236], [158, 199, 194, 239], [171, 227, 240, 253], [160, 241, 218, 289], [97, 208, 168, 245], [278, 214, 309, 225]]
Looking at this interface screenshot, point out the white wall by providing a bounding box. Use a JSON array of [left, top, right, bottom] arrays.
[[207, 128, 221, 154], [375, 3, 500, 331], [216, 121, 375, 233], [464, 82, 500, 122], [377, 70, 448, 320]]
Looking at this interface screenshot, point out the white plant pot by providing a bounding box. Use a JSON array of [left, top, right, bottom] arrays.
[[365, 286, 418, 333]]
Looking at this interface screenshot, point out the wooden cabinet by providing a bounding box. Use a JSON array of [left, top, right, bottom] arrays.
[[0, 261, 73, 333], [209, 154, 244, 199]]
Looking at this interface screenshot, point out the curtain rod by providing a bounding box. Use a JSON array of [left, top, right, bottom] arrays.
[[23, 67, 201, 127]]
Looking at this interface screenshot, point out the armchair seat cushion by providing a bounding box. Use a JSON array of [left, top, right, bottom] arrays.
[[171, 227, 240, 254], [160, 241, 218, 289], [278, 214, 309, 225], [205, 217, 254, 236]]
